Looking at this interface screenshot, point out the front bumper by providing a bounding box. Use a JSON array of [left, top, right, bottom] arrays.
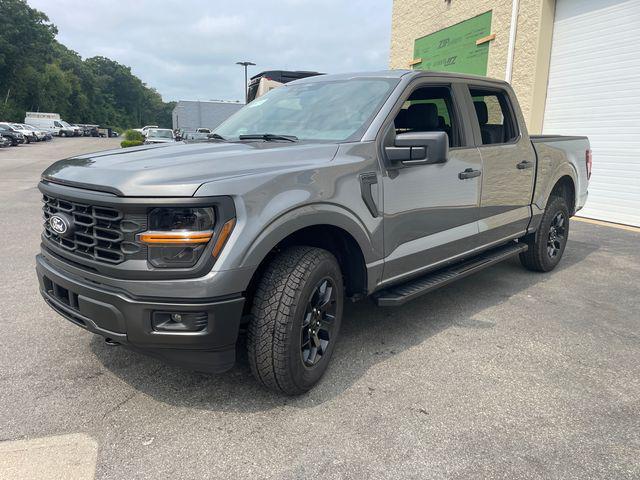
[[36, 254, 245, 373]]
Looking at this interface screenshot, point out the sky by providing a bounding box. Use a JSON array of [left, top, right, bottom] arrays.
[[28, 0, 393, 103]]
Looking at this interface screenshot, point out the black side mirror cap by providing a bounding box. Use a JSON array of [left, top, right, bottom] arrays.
[[385, 131, 449, 168]]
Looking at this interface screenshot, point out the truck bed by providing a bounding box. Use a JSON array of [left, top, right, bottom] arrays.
[[530, 134, 590, 217], [530, 134, 588, 143]]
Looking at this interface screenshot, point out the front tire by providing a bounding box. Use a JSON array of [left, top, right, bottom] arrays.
[[520, 195, 570, 272], [247, 246, 344, 395]]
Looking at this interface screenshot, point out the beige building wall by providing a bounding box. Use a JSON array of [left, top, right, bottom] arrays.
[[389, 0, 556, 133]]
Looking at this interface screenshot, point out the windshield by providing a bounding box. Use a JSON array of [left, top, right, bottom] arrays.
[[60, 121, 71, 127], [148, 129, 173, 138], [215, 78, 398, 142]]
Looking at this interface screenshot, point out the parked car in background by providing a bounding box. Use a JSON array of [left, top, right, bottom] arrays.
[[79, 124, 100, 137], [65, 123, 81, 136], [37, 128, 54, 141], [182, 131, 209, 141], [26, 124, 50, 141], [72, 124, 98, 136], [15, 123, 48, 141], [16, 124, 43, 141], [0, 125, 25, 145], [98, 126, 120, 138], [73, 124, 86, 135], [134, 125, 158, 135], [6, 123, 37, 143], [1, 122, 32, 143], [24, 124, 54, 141], [143, 128, 175, 144], [247, 70, 323, 102]]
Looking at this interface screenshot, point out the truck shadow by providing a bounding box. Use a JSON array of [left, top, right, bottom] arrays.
[[91, 239, 598, 412]]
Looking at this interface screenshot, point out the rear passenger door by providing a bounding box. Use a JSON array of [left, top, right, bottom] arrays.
[[380, 82, 483, 285], [465, 85, 536, 243]]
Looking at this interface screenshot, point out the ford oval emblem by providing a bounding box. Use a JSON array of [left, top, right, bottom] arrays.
[[49, 214, 71, 236]]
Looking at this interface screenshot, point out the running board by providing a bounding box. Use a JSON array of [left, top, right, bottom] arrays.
[[374, 242, 528, 307]]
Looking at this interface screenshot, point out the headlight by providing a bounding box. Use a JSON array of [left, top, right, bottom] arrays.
[[138, 207, 215, 268]]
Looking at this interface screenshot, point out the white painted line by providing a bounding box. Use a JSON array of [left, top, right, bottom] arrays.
[[0, 434, 98, 480]]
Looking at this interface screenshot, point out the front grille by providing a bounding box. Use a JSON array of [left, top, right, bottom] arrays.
[[42, 194, 143, 264]]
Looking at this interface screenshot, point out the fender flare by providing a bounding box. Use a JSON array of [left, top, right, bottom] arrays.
[[239, 203, 379, 270], [534, 161, 578, 213]]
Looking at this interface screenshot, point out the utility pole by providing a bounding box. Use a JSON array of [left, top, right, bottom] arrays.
[[235, 61, 255, 103]]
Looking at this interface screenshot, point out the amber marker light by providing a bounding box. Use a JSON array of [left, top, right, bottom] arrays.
[[212, 218, 236, 258], [138, 231, 213, 245]]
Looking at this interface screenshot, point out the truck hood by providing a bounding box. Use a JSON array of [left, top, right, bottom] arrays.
[[42, 141, 340, 197]]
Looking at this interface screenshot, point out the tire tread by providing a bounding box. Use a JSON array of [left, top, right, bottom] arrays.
[[520, 195, 569, 272], [247, 246, 336, 394]]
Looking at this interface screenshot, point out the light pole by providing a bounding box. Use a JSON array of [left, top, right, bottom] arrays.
[[236, 61, 255, 103]]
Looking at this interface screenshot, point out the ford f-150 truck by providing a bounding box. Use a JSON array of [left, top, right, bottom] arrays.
[[36, 71, 591, 394]]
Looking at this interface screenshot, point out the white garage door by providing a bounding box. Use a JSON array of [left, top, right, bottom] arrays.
[[543, 0, 640, 227]]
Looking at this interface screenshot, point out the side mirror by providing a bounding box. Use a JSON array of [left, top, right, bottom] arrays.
[[385, 131, 449, 167]]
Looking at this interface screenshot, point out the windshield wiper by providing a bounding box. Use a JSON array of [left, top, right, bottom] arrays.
[[238, 133, 298, 142]]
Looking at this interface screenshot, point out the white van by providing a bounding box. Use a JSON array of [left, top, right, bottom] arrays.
[[24, 112, 76, 137]]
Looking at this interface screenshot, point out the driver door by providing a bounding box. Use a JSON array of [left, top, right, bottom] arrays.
[[381, 82, 483, 285]]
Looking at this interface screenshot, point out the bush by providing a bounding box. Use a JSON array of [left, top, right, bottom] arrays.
[[123, 129, 144, 142], [121, 140, 144, 148]]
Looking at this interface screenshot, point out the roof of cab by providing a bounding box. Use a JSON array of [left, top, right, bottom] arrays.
[[292, 69, 509, 86]]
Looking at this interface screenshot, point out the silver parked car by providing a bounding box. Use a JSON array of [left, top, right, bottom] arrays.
[[143, 128, 175, 144], [15, 124, 47, 141]]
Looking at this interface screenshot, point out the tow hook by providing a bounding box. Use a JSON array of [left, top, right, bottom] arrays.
[[104, 338, 120, 346]]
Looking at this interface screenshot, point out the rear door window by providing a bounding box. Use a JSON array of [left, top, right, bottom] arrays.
[[469, 87, 518, 145]]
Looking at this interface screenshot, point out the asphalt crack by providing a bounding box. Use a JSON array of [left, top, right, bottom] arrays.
[[101, 392, 136, 421]]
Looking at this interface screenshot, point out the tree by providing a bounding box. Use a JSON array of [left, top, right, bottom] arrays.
[[0, 0, 173, 128]]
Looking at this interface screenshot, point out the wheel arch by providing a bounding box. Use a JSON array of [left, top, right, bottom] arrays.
[[534, 161, 578, 215], [240, 205, 377, 309], [550, 175, 576, 215]]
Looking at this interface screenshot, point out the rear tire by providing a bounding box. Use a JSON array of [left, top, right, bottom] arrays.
[[247, 246, 344, 395], [519, 195, 570, 272]]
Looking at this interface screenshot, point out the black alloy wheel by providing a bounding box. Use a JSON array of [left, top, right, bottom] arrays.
[[547, 212, 566, 258], [301, 278, 337, 367]]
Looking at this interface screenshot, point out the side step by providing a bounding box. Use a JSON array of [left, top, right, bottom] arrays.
[[374, 241, 528, 307]]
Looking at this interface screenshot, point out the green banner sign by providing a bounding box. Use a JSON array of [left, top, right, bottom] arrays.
[[413, 11, 492, 76]]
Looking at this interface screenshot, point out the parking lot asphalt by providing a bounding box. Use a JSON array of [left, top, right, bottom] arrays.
[[0, 138, 638, 479]]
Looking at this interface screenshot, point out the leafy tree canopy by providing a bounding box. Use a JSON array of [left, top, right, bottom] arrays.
[[0, 0, 174, 128]]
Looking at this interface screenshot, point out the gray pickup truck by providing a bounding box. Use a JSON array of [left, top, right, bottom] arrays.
[[36, 71, 591, 394]]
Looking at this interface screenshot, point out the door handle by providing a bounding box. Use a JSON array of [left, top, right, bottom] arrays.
[[517, 160, 534, 170], [458, 168, 481, 180]]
